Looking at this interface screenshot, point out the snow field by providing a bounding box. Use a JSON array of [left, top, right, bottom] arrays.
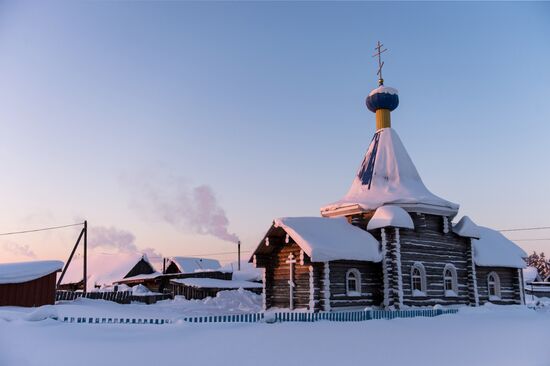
[[1, 305, 549, 366]]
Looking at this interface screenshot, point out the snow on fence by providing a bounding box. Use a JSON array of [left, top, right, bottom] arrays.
[[60, 308, 458, 326]]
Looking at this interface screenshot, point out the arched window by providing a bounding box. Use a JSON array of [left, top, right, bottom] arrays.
[[346, 268, 361, 296], [411, 262, 426, 296], [487, 272, 501, 300], [443, 264, 458, 296]]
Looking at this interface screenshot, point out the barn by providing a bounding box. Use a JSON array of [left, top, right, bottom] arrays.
[[251, 65, 527, 311], [0, 260, 63, 307]]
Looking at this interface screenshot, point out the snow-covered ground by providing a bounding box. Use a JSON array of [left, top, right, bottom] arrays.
[[1, 293, 550, 366]]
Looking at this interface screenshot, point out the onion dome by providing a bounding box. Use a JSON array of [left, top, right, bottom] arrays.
[[366, 86, 399, 113]]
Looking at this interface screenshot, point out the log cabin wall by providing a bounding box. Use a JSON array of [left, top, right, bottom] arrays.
[[360, 213, 473, 307], [476, 266, 522, 305], [396, 213, 472, 307], [268, 242, 315, 310], [327, 260, 383, 309]]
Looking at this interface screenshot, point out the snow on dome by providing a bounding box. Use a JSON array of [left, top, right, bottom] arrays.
[[472, 227, 527, 268], [168, 257, 222, 274], [321, 128, 459, 217], [453, 216, 481, 239], [367, 205, 414, 230], [273, 217, 382, 262], [368, 85, 398, 97], [0, 260, 63, 284]]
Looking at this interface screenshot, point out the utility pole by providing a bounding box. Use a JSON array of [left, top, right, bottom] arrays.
[[56, 221, 87, 290], [238, 240, 241, 271], [83, 220, 88, 294]]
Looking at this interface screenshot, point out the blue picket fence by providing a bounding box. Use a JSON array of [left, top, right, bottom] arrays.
[[61, 308, 458, 325], [62, 316, 173, 325]]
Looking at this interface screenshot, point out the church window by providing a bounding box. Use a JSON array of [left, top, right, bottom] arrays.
[[346, 269, 361, 296], [443, 264, 458, 296], [488, 272, 501, 300], [411, 262, 426, 296]]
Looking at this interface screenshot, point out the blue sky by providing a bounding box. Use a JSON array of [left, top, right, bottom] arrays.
[[0, 1, 549, 263]]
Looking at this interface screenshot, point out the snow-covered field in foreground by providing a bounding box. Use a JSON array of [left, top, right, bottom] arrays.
[[1, 294, 550, 366]]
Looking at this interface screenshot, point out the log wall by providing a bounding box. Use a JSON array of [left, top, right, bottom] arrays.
[[476, 266, 522, 305], [327, 260, 383, 309]]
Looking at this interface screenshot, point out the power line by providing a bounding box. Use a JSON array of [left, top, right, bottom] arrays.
[[0, 222, 84, 237], [499, 226, 550, 232], [93, 250, 253, 258], [512, 238, 550, 242]]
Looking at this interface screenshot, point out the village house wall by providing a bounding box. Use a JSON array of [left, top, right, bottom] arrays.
[[476, 266, 522, 305], [327, 260, 383, 309]]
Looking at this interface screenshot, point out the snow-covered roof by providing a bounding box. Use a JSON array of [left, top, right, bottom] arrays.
[[368, 85, 398, 97], [220, 261, 262, 282], [61, 252, 155, 287], [171, 278, 263, 289], [367, 205, 414, 230], [453, 216, 481, 238], [0, 260, 63, 284], [168, 257, 222, 274], [114, 271, 163, 283], [273, 217, 382, 262], [473, 227, 527, 268], [321, 128, 459, 217]]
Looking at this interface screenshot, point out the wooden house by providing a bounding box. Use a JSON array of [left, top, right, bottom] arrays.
[[112, 254, 163, 291], [251, 77, 527, 311], [0, 260, 63, 307]]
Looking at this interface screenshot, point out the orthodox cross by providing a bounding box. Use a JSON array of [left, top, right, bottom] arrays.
[[372, 40, 387, 86], [286, 253, 297, 310]]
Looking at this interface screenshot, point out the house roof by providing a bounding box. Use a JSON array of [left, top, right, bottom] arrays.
[[0, 260, 63, 284], [321, 128, 459, 217], [253, 217, 382, 263], [453, 216, 481, 239], [168, 257, 222, 274], [61, 252, 155, 287], [367, 205, 415, 230], [472, 226, 527, 268], [114, 271, 163, 284]]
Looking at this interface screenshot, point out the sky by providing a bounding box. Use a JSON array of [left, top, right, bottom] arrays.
[[0, 1, 549, 266]]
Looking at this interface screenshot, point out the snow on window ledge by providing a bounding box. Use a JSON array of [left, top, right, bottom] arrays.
[[412, 289, 426, 297], [489, 295, 501, 301], [444, 290, 457, 297], [346, 291, 361, 297]]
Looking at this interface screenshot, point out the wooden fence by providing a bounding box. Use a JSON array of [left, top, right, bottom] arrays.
[[56, 290, 132, 304], [60, 308, 459, 325]]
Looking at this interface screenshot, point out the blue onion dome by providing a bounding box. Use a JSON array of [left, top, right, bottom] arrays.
[[366, 86, 399, 113]]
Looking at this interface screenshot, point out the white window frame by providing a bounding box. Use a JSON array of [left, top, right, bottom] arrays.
[[411, 262, 427, 296], [346, 268, 361, 297], [487, 271, 501, 300], [443, 264, 458, 297]]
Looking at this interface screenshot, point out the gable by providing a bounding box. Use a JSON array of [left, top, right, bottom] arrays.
[[252, 217, 382, 263]]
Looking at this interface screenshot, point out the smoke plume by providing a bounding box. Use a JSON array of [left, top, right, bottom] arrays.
[[87, 226, 138, 252], [142, 181, 239, 243], [3, 242, 37, 259]]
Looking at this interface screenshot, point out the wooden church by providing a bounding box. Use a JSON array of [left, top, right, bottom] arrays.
[[251, 43, 527, 312]]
